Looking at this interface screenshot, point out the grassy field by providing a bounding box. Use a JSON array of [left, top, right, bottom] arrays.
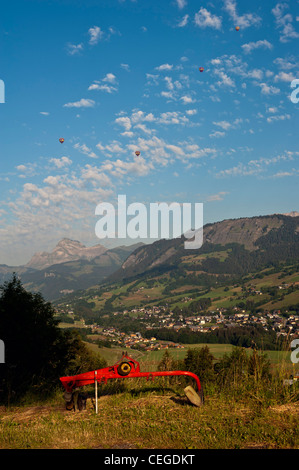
[[85, 343, 296, 376], [0, 342, 298, 449], [0, 379, 298, 449]]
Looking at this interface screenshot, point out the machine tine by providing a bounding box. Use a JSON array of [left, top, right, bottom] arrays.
[[184, 385, 203, 407]]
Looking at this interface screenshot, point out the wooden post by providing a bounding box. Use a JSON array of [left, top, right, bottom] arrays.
[[95, 370, 98, 414]]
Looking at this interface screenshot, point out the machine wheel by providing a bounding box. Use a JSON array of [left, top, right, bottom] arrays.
[[117, 361, 132, 376]]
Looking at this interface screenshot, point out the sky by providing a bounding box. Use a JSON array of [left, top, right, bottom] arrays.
[[0, 0, 298, 266]]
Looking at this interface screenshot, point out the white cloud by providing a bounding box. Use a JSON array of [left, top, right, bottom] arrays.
[[272, 3, 299, 43], [214, 70, 235, 87], [211, 58, 222, 66], [73, 143, 98, 158], [213, 120, 232, 130], [115, 116, 132, 131], [210, 118, 243, 138], [102, 155, 153, 177], [121, 63, 130, 71], [216, 152, 297, 178], [194, 8, 222, 30], [159, 111, 189, 125], [273, 57, 297, 69], [103, 73, 117, 83], [131, 111, 154, 124], [209, 131, 225, 138], [176, 0, 187, 9], [15, 163, 37, 177], [1, 163, 114, 262], [216, 162, 262, 178], [180, 95, 195, 104], [267, 107, 278, 113], [66, 43, 84, 55], [258, 83, 280, 95], [274, 71, 296, 82], [88, 26, 104, 45], [271, 170, 298, 178], [223, 0, 261, 28], [63, 98, 95, 108], [164, 76, 174, 90], [115, 109, 193, 133], [267, 114, 291, 123], [186, 109, 197, 115], [43, 175, 62, 186], [50, 157, 72, 168], [16, 164, 27, 172], [81, 165, 112, 187], [88, 73, 118, 93], [134, 124, 153, 135], [120, 131, 134, 138], [165, 144, 185, 156], [105, 141, 126, 154], [247, 69, 264, 80], [40, 111, 49, 116], [161, 91, 175, 100], [206, 191, 229, 202], [88, 83, 118, 93], [241, 40, 273, 54], [155, 63, 173, 71], [178, 15, 189, 27]]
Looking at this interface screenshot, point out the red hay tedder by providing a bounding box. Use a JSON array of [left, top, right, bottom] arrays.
[[60, 352, 203, 411]]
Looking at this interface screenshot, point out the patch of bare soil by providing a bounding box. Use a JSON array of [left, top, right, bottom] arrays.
[[269, 403, 299, 414]]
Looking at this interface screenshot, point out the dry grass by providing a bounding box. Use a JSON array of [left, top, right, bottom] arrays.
[[0, 385, 298, 449]]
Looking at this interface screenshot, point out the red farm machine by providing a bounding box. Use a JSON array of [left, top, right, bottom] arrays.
[[60, 352, 203, 411]]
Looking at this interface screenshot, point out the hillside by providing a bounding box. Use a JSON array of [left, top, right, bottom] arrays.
[[53, 214, 299, 351], [77, 262, 299, 315], [107, 214, 299, 284]]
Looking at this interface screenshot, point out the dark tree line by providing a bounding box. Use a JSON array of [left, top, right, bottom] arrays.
[[144, 324, 282, 350], [0, 275, 105, 405]]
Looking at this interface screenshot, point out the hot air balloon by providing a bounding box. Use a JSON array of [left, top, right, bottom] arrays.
[[135, 151, 141, 157], [199, 67, 204, 73], [59, 138, 64, 144], [235, 26, 240, 31]]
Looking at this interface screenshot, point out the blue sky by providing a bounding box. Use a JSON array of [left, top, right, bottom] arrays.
[[0, 0, 298, 265]]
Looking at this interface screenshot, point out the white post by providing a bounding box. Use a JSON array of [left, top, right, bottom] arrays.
[[95, 370, 98, 414]]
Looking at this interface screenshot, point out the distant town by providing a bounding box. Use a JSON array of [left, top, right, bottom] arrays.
[[56, 301, 299, 352]]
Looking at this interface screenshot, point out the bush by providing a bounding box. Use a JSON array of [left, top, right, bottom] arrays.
[[183, 346, 216, 384]]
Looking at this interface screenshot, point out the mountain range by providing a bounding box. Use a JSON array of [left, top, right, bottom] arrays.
[[1, 213, 298, 301], [0, 239, 144, 300], [25, 238, 107, 270]]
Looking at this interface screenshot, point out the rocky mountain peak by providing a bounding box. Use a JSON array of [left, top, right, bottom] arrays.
[[25, 238, 107, 270]]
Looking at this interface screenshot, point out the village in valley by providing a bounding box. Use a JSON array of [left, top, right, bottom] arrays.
[[56, 297, 299, 352]]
